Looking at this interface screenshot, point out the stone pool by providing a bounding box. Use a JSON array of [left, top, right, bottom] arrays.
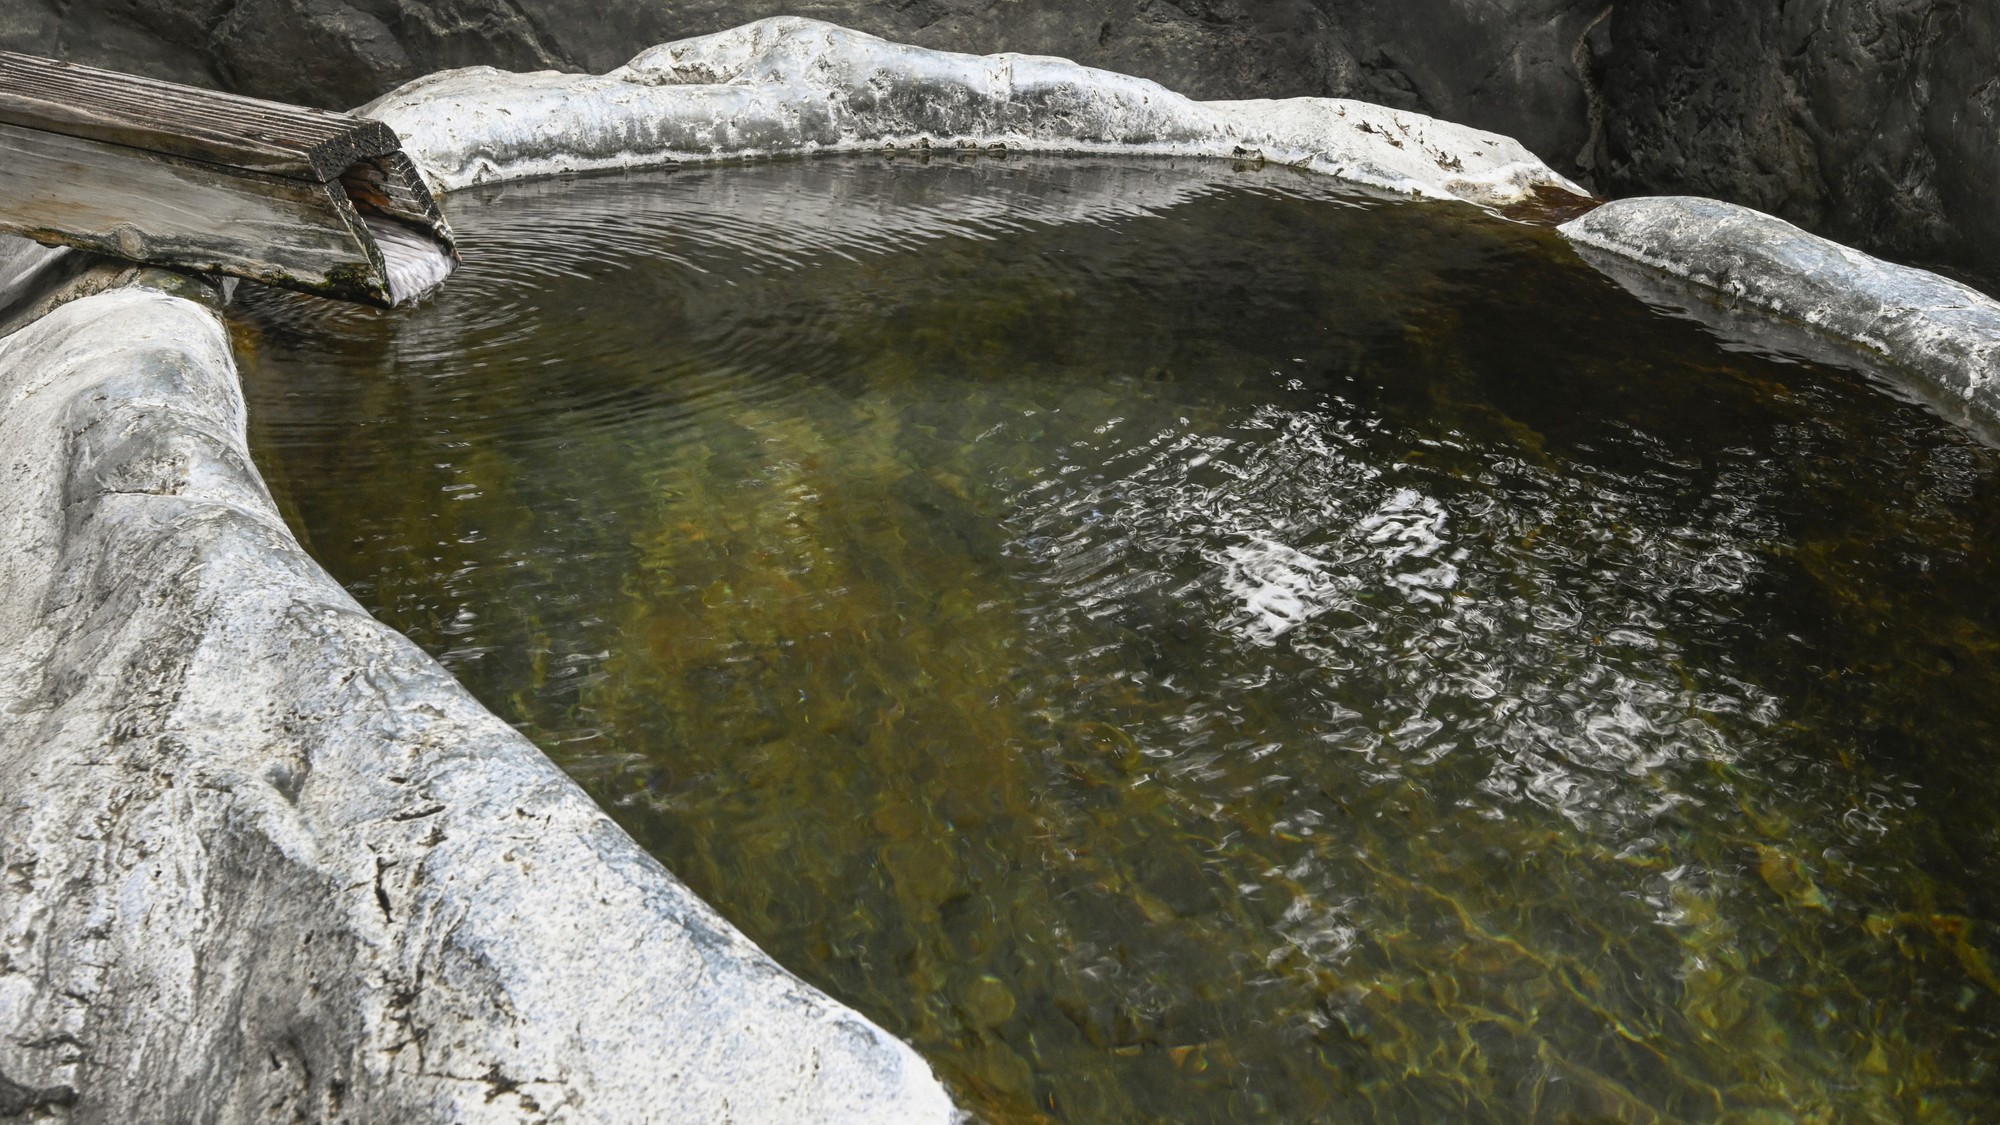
[[232, 155, 2000, 1122]]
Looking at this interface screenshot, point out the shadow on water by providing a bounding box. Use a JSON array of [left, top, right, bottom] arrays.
[[234, 155, 2000, 1122]]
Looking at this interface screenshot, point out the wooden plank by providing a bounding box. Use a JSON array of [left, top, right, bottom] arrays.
[[0, 52, 396, 181], [340, 151, 453, 245], [0, 122, 391, 305], [0, 53, 456, 306]]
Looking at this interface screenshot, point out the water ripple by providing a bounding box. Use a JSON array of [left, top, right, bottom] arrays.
[[236, 155, 2000, 1124]]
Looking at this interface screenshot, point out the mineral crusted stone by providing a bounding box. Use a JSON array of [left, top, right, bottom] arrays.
[[0, 285, 957, 1123], [361, 16, 1585, 207], [1563, 196, 2000, 433]]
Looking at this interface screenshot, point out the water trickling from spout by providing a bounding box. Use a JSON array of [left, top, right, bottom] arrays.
[[363, 214, 455, 305]]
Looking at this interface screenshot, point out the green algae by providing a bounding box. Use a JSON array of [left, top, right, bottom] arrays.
[[235, 156, 2000, 1122]]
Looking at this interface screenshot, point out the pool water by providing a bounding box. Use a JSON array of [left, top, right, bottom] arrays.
[[234, 157, 2000, 1122]]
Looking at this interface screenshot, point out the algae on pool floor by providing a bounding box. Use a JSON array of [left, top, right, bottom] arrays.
[[235, 156, 2000, 1122]]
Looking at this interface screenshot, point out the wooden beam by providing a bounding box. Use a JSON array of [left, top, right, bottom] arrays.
[[0, 53, 455, 306], [1, 123, 391, 303]]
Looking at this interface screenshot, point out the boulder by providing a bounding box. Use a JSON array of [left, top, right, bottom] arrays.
[[9, 0, 1989, 287], [0, 0, 1603, 164], [360, 17, 1583, 206], [0, 279, 957, 1123], [1563, 196, 2000, 436]]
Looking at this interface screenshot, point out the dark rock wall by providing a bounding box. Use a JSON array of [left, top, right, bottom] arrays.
[[1587, 0, 1998, 289], [0, 0, 1603, 149], [2, 1, 1992, 285]]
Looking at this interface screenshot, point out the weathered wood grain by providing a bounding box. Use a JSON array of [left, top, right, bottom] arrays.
[[0, 51, 396, 181], [0, 123, 392, 305], [340, 150, 453, 246], [0, 52, 457, 305]]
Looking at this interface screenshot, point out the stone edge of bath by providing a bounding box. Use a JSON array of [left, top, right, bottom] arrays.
[[368, 15, 2000, 431], [0, 279, 960, 1120], [1562, 197, 2000, 436], [358, 16, 1586, 208], [8, 16, 2000, 1125]]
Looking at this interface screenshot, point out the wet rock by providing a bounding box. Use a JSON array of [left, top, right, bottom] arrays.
[[360, 17, 1582, 207], [0, 1069, 75, 1117], [956, 975, 1017, 1029], [1136, 846, 1224, 919], [0, 284, 957, 1122], [0, 238, 236, 340], [1562, 196, 2000, 436], [0, 0, 1603, 168], [9, 1, 1990, 286]]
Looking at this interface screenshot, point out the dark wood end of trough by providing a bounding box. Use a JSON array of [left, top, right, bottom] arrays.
[[0, 52, 455, 307]]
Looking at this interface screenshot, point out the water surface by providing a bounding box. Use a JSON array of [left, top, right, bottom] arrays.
[[235, 157, 2000, 1122]]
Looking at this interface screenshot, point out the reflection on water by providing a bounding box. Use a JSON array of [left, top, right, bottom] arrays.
[[234, 156, 2000, 1122]]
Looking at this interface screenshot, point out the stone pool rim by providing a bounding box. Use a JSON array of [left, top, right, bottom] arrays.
[[5, 16, 2000, 1123]]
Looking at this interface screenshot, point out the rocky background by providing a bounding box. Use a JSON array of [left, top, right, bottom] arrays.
[[2, 0, 1993, 289]]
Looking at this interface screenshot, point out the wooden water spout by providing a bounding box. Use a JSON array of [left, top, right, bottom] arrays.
[[0, 52, 455, 306]]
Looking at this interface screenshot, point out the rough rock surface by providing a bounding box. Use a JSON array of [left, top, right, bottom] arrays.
[[0, 23, 1570, 1121], [8, 0, 1989, 287], [362, 17, 1581, 205], [1563, 196, 2000, 433], [0, 282, 957, 1123], [0, 240, 77, 337], [0, 241, 239, 341], [1584, 0, 2000, 291], [0, 0, 1604, 166], [1, 16, 1991, 1122]]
